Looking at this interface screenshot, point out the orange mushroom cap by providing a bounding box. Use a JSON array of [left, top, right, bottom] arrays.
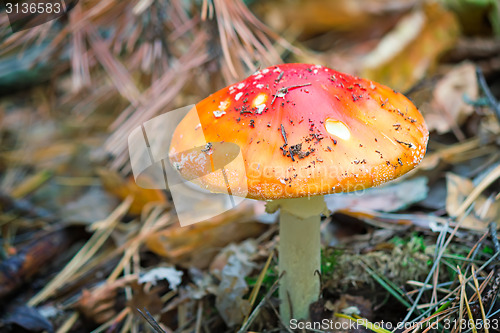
[[169, 63, 429, 200]]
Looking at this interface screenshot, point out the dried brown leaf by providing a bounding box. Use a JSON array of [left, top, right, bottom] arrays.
[[145, 202, 267, 269], [362, 2, 460, 91], [420, 62, 478, 137], [445, 173, 500, 230], [97, 168, 167, 215], [76, 275, 136, 324]]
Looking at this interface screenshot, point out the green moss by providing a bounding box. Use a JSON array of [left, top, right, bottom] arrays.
[[483, 245, 494, 255], [245, 265, 279, 299], [321, 248, 342, 278], [390, 232, 426, 253]]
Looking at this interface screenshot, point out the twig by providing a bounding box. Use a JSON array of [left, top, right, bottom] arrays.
[[489, 222, 500, 254], [271, 83, 311, 105], [0, 227, 79, 299], [476, 66, 500, 123], [136, 308, 166, 333], [0, 192, 56, 222], [280, 124, 288, 146]]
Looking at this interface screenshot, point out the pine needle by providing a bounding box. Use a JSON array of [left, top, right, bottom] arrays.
[[361, 260, 412, 309], [241, 248, 274, 328], [28, 197, 133, 306], [457, 267, 477, 333], [472, 266, 489, 333]]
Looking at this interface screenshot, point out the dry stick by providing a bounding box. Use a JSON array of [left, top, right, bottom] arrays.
[[201, 0, 209, 20], [0, 228, 78, 299]]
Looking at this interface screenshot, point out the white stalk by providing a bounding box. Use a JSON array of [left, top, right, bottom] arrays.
[[268, 195, 327, 323]]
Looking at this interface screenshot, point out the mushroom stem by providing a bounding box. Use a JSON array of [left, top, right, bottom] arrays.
[[273, 195, 327, 322]]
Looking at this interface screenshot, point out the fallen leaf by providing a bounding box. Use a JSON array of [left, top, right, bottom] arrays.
[[419, 178, 447, 210], [361, 1, 459, 91], [334, 294, 373, 320], [442, 0, 500, 36], [258, 0, 418, 36], [3, 306, 54, 333], [61, 187, 117, 224], [76, 275, 136, 324], [126, 281, 163, 319], [97, 168, 167, 215], [10, 170, 53, 198], [325, 177, 429, 213], [445, 172, 500, 230], [211, 240, 257, 327], [138, 266, 183, 289], [420, 62, 478, 136], [145, 201, 267, 269]]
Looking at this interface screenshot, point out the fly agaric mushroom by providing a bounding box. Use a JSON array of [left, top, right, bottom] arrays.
[[169, 63, 428, 322]]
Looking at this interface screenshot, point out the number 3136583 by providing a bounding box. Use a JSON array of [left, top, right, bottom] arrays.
[[5, 2, 62, 14], [443, 318, 499, 330]]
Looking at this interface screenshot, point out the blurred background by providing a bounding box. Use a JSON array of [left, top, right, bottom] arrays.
[[0, 0, 500, 332]]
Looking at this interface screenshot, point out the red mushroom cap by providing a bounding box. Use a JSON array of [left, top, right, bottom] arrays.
[[169, 63, 429, 200]]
